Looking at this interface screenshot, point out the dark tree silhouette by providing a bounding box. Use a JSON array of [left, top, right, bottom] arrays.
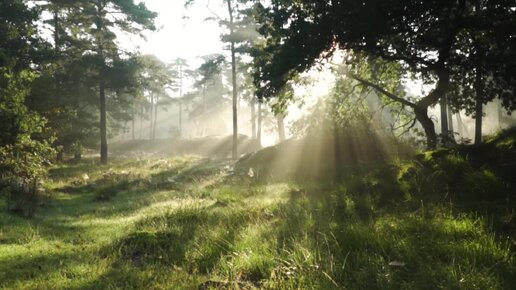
[[251, 0, 516, 148]]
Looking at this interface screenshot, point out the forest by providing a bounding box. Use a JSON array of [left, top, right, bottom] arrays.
[[0, 0, 515, 289]]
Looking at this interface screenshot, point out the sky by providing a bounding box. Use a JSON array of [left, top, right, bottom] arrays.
[[130, 1, 227, 68]]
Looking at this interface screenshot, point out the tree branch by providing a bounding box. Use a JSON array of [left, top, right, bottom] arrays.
[[206, 0, 224, 21], [347, 73, 417, 109], [397, 118, 417, 137]]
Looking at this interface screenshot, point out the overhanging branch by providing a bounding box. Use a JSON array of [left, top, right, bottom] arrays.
[[347, 73, 417, 109]]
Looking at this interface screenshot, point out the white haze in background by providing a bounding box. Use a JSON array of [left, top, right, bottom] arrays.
[[117, 0, 322, 146], [115, 1, 513, 146]]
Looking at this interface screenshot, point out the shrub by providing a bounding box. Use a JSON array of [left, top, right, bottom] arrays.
[[0, 137, 54, 217], [0, 69, 55, 217]]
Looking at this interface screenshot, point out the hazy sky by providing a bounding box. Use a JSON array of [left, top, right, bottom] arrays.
[[130, 1, 227, 67]]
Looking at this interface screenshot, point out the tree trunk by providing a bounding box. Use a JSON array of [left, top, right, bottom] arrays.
[[447, 104, 454, 132], [351, 68, 449, 150], [474, 0, 483, 145], [228, 0, 238, 160], [53, 9, 61, 102], [153, 97, 159, 139], [149, 93, 154, 140], [277, 114, 286, 142], [257, 101, 262, 145], [474, 66, 483, 145], [99, 79, 108, 164], [474, 98, 483, 145], [414, 107, 437, 150], [333, 123, 342, 181], [447, 103, 455, 142], [251, 98, 256, 139], [179, 62, 183, 138], [139, 107, 143, 139], [96, 2, 108, 164], [440, 94, 449, 145], [132, 110, 135, 140], [179, 100, 183, 137], [415, 68, 450, 150], [56, 149, 64, 163]]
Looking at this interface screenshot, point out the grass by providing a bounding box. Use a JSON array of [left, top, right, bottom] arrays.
[[0, 155, 515, 289]]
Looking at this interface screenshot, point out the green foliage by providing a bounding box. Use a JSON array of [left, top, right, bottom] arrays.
[[250, 0, 516, 148], [292, 72, 374, 136], [0, 0, 40, 70], [0, 69, 55, 217], [398, 149, 506, 202], [485, 126, 516, 150]]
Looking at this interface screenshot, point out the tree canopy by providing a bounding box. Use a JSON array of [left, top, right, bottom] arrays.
[[251, 0, 516, 148]]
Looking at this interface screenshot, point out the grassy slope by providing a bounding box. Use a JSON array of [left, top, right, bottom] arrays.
[[0, 153, 515, 289]]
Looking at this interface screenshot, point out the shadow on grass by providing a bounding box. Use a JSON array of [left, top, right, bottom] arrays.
[[263, 180, 516, 289], [3, 149, 515, 289], [46, 158, 224, 219], [1, 157, 248, 289], [0, 252, 76, 286], [48, 160, 100, 180], [78, 206, 254, 289]]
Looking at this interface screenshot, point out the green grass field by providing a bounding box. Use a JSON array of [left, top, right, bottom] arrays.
[[1, 156, 514, 289]]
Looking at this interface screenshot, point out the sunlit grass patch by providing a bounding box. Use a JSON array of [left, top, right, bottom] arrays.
[[1, 155, 515, 289]]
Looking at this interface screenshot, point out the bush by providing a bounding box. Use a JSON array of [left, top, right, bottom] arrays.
[[0, 69, 55, 217], [0, 137, 54, 217], [398, 149, 505, 201]]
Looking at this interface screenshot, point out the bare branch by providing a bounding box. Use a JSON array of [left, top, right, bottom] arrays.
[[348, 73, 417, 109], [397, 118, 417, 137], [206, 0, 224, 21]]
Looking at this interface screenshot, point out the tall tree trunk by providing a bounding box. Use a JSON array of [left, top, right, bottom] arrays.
[[333, 123, 342, 181], [56, 150, 64, 163], [132, 117, 135, 140], [179, 100, 183, 137], [277, 114, 286, 142], [474, 94, 483, 145], [474, 0, 483, 145], [178, 62, 183, 138], [53, 9, 63, 163], [149, 93, 154, 140], [96, 2, 108, 164], [257, 101, 262, 145], [139, 107, 143, 139], [99, 79, 108, 164], [227, 0, 238, 160], [132, 106, 135, 140], [415, 68, 450, 150], [447, 102, 455, 142], [440, 94, 449, 145], [447, 104, 454, 132], [251, 98, 256, 139], [351, 66, 450, 150], [414, 107, 437, 149], [153, 97, 159, 139], [53, 9, 61, 102]]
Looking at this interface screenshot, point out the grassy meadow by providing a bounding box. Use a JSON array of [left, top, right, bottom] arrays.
[[0, 151, 515, 289]]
